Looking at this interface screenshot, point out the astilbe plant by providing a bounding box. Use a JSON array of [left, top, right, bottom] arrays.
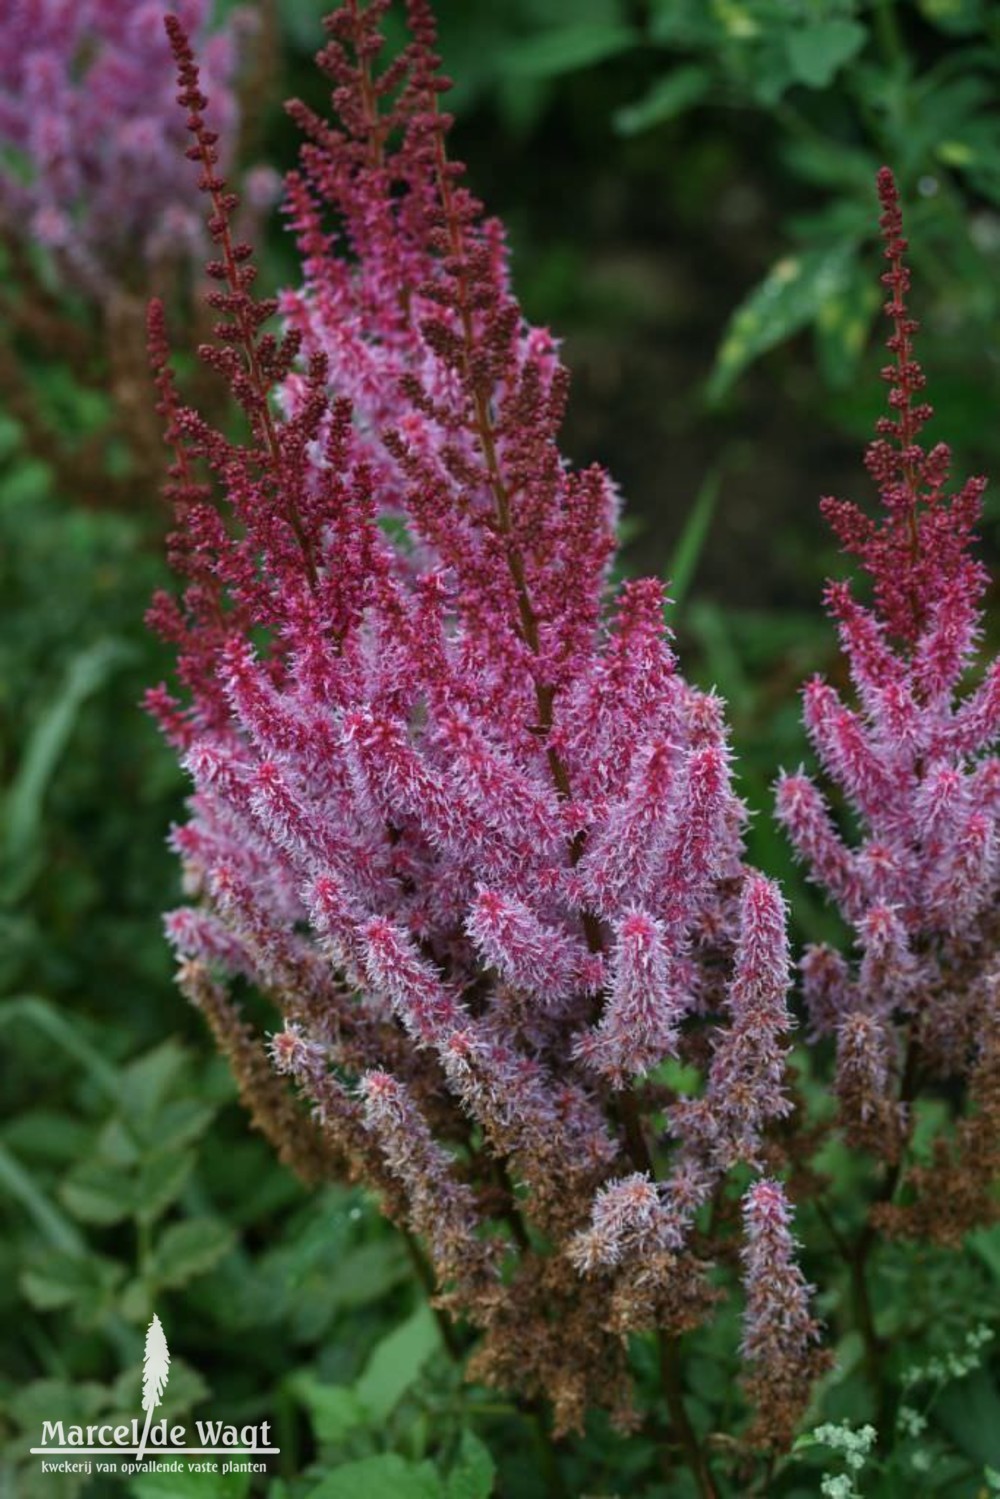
[[0, 0, 276, 508], [777, 171, 1000, 1276], [0, 0, 245, 296], [147, 2, 828, 1487]]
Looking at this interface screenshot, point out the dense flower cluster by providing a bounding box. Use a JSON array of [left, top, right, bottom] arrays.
[[776, 168, 1000, 1243], [0, 0, 257, 296], [149, 0, 816, 1457], [740, 1180, 830, 1448]]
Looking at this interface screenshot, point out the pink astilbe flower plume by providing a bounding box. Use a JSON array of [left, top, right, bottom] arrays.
[[777, 168, 1000, 1239], [0, 0, 256, 297], [150, 0, 803, 1451], [740, 1180, 830, 1449]]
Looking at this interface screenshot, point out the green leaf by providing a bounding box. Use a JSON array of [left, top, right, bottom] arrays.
[[502, 23, 636, 79], [2, 1109, 87, 1165], [98, 1115, 143, 1168], [936, 1368, 1000, 1466], [119, 1276, 153, 1325], [785, 20, 867, 89], [8, 1377, 111, 1431], [447, 1430, 495, 1499], [613, 64, 711, 135], [668, 467, 722, 610], [0, 1141, 86, 1254], [0, 996, 120, 1101], [136, 1098, 216, 1156], [149, 1218, 235, 1291], [813, 264, 881, 389], [119, 1041, 189, 1126], [134, 1151, 196, 1226], [290, 1374, 369, 1444], [917, 0, 987, 35], [20, 1248, 123, 1319], [2, 639, 130, 894], [322, 1238, 411, 1312], [781, 137, 878, 191], [58, 1159, 133, 1225], [970, 1223, 1000, 1281], [354, 1302, 441, 1423], [305, 1455, 442, 1499], [708, 242, 856, 401]]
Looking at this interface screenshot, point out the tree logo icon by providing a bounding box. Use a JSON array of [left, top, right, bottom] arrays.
[[136, 1315, 170, 1463]]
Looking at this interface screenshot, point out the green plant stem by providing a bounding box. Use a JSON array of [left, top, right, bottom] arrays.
[[615, 1090, 718, 1498], [523, 1404, 569, 1499], [659, 1334, 719, 1499], [617, 1086, 655, 1177], [400, 1228, 463, 1361], [492, 1154, 531, 1252], [844, 1036, 921, 1433], [872, 0, 904, 72]]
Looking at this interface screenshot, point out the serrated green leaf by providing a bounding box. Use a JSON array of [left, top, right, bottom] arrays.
[[305, 1454, 442, 1499], [448, 1430, 496, 1499], [2, 1110, 90, 1165], [355, 1302, 441, 1422], [134, 1150, 195, 1226], [119, 1276, 152, 1325], [134, 1098, 216, 1156], [7, 1377, 111, 1430], [118, 1041, 189, 1125], [149, 1218, 235, 1291], [614, 64, 711, 135], [786, 20, 867, 89], [502, 23, 636, 79], [20, 1249, 123, 1318], [58, 1159, 133, 1225], [708, 242, 856, 401], [98, 1115, 142, 1168]]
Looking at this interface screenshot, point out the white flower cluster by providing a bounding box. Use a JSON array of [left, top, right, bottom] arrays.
[[901, 1323, 995, 1389], [813, 1420, 877, 1499]]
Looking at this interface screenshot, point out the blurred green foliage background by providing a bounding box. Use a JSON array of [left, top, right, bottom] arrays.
[[2, 1, 1000, 1495]]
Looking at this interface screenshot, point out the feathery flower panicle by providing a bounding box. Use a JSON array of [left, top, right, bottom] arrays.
[[777, 168, 999, 1233], [0, 0, 259, 298], [740, 1179, 830, 1449], [151, 0, 802, 1445]]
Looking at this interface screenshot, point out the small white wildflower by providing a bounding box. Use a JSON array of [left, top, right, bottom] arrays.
[[897, 1405, 927, 1438]]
